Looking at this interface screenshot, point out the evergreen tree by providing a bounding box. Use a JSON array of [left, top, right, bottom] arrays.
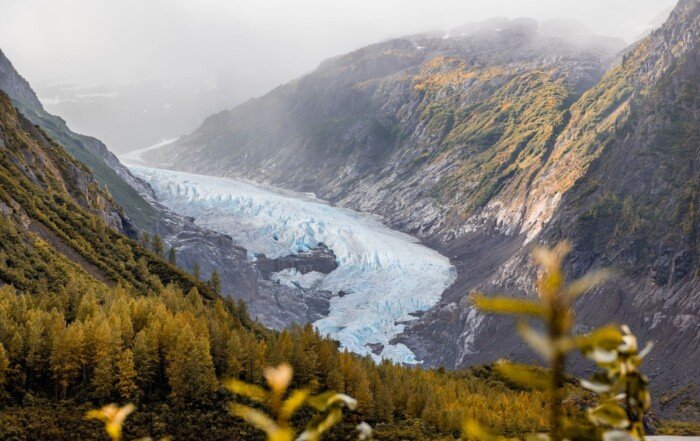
[[166, 325, 217, 403], [168, 247, 177, 265], [226, 332, 243, 377], [140, 232, 151, 248], [116, 349, 141, 402], [152, 235, 164, 256], [92, 355, 115, 400], [50, 322, 86, 399], [208, 270, 221, 294], [193, 262, 201, 280], [133, 328, 158, 392], [0, 343, 9, 389]]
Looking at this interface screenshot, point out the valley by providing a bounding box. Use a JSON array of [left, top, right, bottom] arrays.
[[122, 148, 456, 364]]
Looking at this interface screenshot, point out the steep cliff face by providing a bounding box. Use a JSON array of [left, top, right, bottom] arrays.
[[145, 2, 699, 404], [401, 0, 700, 409], [144, 19, 619, 240], [0, 49, 156, 233], [0, 90, 217, 297]]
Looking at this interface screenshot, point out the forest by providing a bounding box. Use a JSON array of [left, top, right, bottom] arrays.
[[0, 277, 567, 440]]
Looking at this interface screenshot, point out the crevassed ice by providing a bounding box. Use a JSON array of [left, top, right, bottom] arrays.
[[127, 165, 456, 364]]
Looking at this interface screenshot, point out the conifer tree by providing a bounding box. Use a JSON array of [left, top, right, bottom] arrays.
[[140, 232, 151, 249], [193, 262, 201, 280], [0, 343, 9, 389], [226, 332, 243, 378], [116, 349, 141, 402], [133, 328, 159, 392], [92, 354, 115, 400], [208, 270, 221, 294], [50, 322, 86, 399], [152, 235, 164, 256], [168, 247, 177, 265], [166, 325, 217, 403]]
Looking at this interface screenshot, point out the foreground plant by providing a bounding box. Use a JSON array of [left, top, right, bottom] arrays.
[[226, 363, 367, 441], [85, 404, 135, 441], [467, 242, 652, 441]]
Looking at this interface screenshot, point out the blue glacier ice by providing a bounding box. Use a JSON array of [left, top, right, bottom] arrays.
[[124, 163, 456, 364]]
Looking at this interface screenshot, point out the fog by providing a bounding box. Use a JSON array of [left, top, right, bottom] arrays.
[[0, 0, 676, 152]]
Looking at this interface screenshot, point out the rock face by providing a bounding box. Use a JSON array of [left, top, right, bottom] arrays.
[[145, 1, 699, 406], [254, 244, 338, 278]]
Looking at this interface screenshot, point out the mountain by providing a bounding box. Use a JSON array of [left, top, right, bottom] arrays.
[[0, 91, 559, 441], [0, 49, 156, 232], [0, 89, 214, 298], [144, 1, 699, 407], [0, 48, 342, 328]]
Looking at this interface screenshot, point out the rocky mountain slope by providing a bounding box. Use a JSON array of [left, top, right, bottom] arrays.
[[145, 0, 699, 406], [0, 90, 215, 297], [0, 48, 342, 328]]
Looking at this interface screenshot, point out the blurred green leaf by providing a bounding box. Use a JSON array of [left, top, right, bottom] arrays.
[[588, 403, 630, 429], [225, 379, 268, 402], [472, 295, 546, 317], [307, 392, 357, 412], [281, 389, 309, 420], [297, 407, 342, 441], [564, 269, 612, 299], [494, 361, 552, 390], [518, 322, 554, 361], [576, 326, 623, 352]]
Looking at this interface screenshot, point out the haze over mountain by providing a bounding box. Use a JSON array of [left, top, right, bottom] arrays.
[[0, 0, 675, 152], [144, 0, 700, 406], [0, 0, 698, 437]]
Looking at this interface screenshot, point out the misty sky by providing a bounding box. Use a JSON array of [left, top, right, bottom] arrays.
[[0, 0, 677, 152]]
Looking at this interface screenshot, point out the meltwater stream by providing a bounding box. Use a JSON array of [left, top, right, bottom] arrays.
[[122, 152, 455, 364]]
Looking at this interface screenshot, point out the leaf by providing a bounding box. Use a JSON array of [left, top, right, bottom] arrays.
[[532, 242, 571, 274], [518, 322, 553, 361], [281, 389, 309, 420], [307, 392, 357, 411], [565, 269, 612, 299], [264, 363, 293, 394], [225, 379, 267, 402], [356, 422, 373, 441], [494, 362, 551, 390], [638, 342, 653, 359], [85, 404, 135, 441], [580, 378, 612, 393], [296, 408, 343, 441], [588, 403, 630, 429], [587, 348, 618, 364], [576, 326, 623, 352], [463, 419, 497, 441], [230, 404, 294, 441], [602, 430, 636, 441], [472, 295, 546, 317]]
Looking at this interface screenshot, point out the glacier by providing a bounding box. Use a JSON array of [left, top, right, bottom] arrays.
[[123, 161, 456, 364]]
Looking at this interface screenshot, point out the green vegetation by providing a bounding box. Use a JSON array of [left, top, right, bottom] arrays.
[[12, 100, 160, 231], [470, 242, 653, 441], [0, 92, 213, 299], [0, 278, 559, 439], [412, 62, 576, 214]]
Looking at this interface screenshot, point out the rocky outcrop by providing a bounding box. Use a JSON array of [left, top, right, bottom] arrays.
[[254, 244, 338, 278]]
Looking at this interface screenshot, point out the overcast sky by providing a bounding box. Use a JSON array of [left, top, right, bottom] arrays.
[[1, 0, 676, 88], [0, 0, 677, 152]]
